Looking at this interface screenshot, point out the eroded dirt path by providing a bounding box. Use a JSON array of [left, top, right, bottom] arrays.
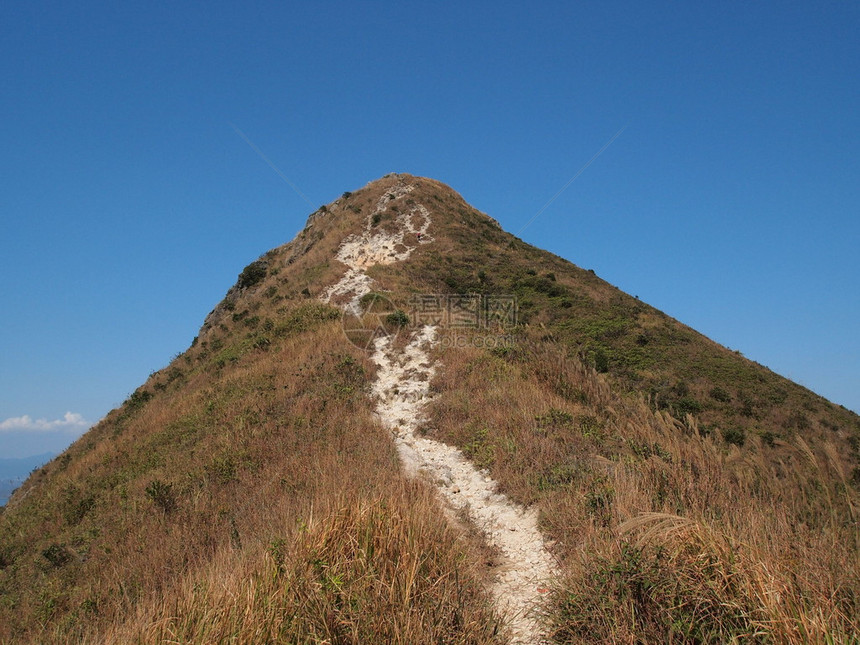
[[322, 183, 557, 644], [371, 326, 556, 644], [322, 184, 432, 314]]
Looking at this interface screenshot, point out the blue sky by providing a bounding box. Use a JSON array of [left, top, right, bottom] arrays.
[[2, 1, 858, 459]]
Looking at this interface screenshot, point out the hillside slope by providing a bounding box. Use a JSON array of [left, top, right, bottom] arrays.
[[1, 174, 858, 643]]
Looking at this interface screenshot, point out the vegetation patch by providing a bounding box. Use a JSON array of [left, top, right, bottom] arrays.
[[237, 260, 268, 289], [722, 426, 746, 446], [145, 479, 177, 513]]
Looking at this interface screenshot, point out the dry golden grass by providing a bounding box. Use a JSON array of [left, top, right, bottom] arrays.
[[426, 327, 860, 643], [0, 314, 499, 644], [103, 482, 499, 645]]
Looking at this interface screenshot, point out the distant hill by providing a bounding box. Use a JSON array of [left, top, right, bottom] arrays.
[[1, 175, 857, 643], [0, 481, 19, 507], [0, 452, 56, 481], [0, 453, 55, 505]]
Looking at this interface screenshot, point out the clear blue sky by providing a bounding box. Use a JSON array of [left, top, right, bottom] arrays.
[[2, 1, 858, 458]]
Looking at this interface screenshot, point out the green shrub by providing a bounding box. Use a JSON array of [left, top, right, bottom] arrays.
[[676, 396, 703, 416], [784, 411, 810, 431], [594, 348, 610, 373], [535, 408, 574, 429], [42, 544, 71, 568], [386, 310, 409, 327], [145, 480, 177, 513], [237, 261, 267, 289], [359, 292, 388, 308], [463, 427, 495, 469], [554, 535, 759, 643], [206, 455, 237, 485], [710, 386, 732, 403], [578, 415, 604, 439], [534, 464, 578, 491], [739, 396, 756, 418], [722, 427, 746, 446], [124, 389, 153, 415], [490, 345, 517, 359], [252, 335, 271, 350], [63, 489, 95, 526], [627, 439, 672, 462]]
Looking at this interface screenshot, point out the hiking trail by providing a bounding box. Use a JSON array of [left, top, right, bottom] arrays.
[[322, 183, 557, 645]]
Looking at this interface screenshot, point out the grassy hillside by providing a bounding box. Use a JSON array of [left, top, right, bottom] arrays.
[[1, 174, 858, 643], [0, 304, 499, 643], [370, 177, 860, 462]]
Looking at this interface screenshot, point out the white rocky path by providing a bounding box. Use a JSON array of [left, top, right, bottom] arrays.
[[322, 184, 557, 645], [322, 184, 433, 314]]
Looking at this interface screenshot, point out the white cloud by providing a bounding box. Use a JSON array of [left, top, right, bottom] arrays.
[[0, 412, 92, 433]]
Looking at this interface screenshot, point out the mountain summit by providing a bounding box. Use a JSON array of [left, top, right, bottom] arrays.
[[2, 174, 858, 643]]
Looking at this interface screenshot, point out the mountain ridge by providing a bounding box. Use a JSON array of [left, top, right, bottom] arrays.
[[1, 173, 858, 643]]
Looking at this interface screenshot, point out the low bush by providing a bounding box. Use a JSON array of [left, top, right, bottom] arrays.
[[709, 386, 731, 402], [42, 544, 71, 568], [386, 310, 409, 327], [722, 427, 746, 446], [145, 479, 177, 513], [238, 261, 267, 289]]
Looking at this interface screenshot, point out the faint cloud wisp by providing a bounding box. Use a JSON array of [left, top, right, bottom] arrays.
[[0, 412, 91, 433]]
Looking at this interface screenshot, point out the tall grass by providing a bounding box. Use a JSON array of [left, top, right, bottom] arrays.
[[104, 483, 500, 645], [0, 314, 499, 644], [427, 328, 860, 643]]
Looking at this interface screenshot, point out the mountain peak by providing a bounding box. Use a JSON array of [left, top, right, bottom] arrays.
[[201, 173, 500, 334], [2, 175, 858, 643]]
